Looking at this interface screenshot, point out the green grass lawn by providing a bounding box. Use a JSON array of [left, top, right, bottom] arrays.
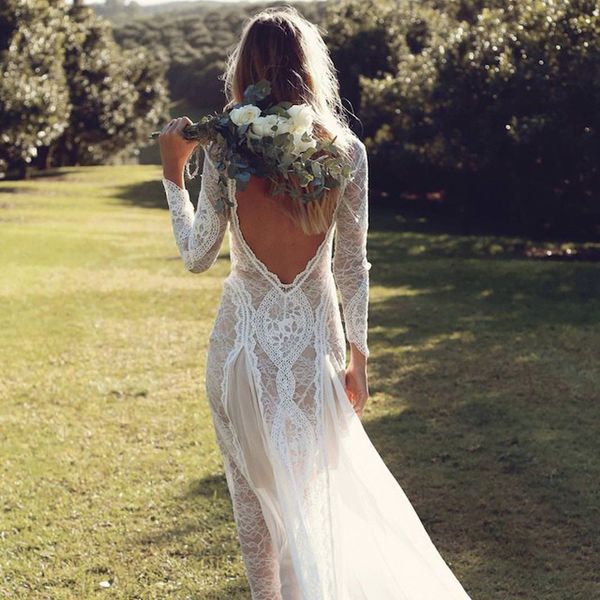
[[1, 165, 599, 599]]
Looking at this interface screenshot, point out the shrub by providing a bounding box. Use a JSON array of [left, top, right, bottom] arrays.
[[357, 0, 600, 236]]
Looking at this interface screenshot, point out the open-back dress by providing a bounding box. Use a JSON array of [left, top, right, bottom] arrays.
[[161, 134, 472, 599]]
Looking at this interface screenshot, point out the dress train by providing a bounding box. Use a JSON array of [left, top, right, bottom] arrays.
[[219, 345, 472, 599]]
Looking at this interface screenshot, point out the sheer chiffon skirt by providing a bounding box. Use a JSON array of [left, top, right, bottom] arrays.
[[207, 341, 473, 600]]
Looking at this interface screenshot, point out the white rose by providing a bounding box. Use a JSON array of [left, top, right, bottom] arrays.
[[291, 131, 317, 155], [250, 114, 290, 138], [229, 104, 261, 127], [273, 116, 292, 134], [287, 104, 314, 134], [249, 116, 272, 138]]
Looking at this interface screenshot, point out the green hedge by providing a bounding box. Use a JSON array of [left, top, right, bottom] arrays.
[[329, 0, 600, 237]]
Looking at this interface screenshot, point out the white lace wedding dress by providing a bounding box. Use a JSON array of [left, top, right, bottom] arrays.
[[161, 135, 472, 600]]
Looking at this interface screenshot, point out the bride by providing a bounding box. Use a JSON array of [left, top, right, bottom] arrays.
[[158, 6, 472, 599]]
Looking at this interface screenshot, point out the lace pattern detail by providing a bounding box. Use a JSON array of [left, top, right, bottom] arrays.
[[332, 138, 371, 359], [161, 150, 229, 273], [223, 452, 283, 598]]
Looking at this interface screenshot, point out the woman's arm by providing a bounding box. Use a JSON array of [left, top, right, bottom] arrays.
[[159, 118, 229, 274], [332, 138, 371, 416], [333, 138, 371, 361]]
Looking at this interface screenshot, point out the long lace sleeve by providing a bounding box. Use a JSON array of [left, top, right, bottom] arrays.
[[161, 149, 229, 274], [332, 137, 372, 360]]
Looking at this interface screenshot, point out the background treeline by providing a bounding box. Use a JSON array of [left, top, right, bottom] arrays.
[[328, 0, 600, 237], [1, 0, 598, 237], [0, 0, 171, 178], [111, 1, 327, 111]]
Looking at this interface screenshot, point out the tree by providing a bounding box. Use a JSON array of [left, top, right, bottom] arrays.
[[324, 0, 396, 131], [0, 0, 70, 179], [48, 2, 170, 167], [355, 0, 600, 235]]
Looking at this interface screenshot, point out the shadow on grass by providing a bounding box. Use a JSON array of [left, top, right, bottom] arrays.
[[361, 208, 600, 596], [129, 472, 253, 597], [362, 394, 599, 596], [1, 167, 90, 182], [113, 178, 204, 210], [0, 187, 24, 196], [134, 473, 232, 548], [112, 179, 176, 210]]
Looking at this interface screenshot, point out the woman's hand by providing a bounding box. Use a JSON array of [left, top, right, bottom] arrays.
[[344, 348, 369, 418], [158, 117, 198, 183]]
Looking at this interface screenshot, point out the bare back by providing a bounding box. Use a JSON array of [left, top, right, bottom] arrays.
[[235, 174, 328, 285]]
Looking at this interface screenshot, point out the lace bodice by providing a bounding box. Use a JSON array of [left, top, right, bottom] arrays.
[[161, 135, 371, 359]]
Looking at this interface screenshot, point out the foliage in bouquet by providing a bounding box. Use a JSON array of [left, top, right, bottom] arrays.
[[176, 80, 352, 212]]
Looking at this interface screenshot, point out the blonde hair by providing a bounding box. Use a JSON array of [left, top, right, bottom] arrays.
[[222, 5, 355, 235]]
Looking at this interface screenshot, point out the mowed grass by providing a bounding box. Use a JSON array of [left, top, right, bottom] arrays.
[[1, 165, 599, 599]]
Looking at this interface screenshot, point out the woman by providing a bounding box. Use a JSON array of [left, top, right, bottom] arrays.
[[159, 7, 472, 599]]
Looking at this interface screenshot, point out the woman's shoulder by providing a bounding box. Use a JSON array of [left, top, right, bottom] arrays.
[[343, 133, 368, 177], [347, 131, 365, 147], [346, 132, 368, 165], [336, 133, 368, 204]]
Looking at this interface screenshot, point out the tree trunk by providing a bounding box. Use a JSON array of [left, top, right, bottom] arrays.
[[36, 146, 53, 170], [69, 142, 79, 166], [18, 159, 29, 180]]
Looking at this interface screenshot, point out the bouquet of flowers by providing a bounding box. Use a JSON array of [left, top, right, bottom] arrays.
[[150, 79, 352, 212]]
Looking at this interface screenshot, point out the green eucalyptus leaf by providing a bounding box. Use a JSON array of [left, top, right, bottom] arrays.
[[266, 106, 290, 117], [302, 146, 317, 159], [274, 133, 290, 147], [296, 170, 314, 187], [242, 79, 271, 105]]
